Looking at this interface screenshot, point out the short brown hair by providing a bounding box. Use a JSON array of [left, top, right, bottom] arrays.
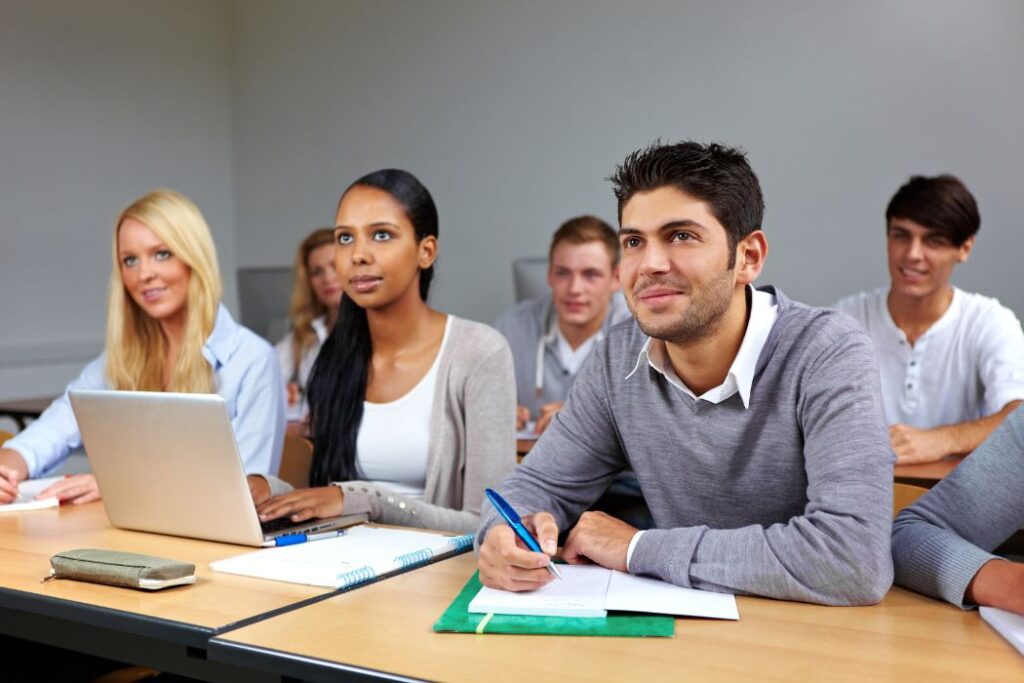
[[548, 215, 619, 266], [886, 175, 979, 247]]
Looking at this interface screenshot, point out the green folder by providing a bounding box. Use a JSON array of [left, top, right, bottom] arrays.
[[432, 571, 675, 637]]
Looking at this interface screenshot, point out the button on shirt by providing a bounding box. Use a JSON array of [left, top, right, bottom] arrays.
[[834, 287, 1024, 428], [624, 285, 779, 566], [6, 304, 285, 478]]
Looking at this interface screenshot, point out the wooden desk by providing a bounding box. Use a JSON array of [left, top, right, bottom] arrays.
[[0, 396, 54, 430], [0, 502, 334, 680], [894, 456, 964, 487], [209, 553, 1024, 683]]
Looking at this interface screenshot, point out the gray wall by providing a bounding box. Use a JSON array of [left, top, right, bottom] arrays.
[[231, 0, 1024, 324], [0, 0, 236, 400], [230, 0, 1024, 325], [3, 0, 1023, 403]]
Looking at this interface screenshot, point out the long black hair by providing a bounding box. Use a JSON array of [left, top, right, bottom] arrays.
[[306, 169, 439, 485]]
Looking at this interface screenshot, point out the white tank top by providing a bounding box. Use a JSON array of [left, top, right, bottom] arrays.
[[355, 317, 451, 500]]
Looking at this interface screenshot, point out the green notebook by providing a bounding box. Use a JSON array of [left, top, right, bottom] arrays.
[[432, 571, 675, 637]]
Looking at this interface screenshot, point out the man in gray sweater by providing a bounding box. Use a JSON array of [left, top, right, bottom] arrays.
[[893, 406, 1024, 612], [477, 141, 894, 606]]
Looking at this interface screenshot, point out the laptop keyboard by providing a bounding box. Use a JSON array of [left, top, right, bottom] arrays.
[[260, 516, 304, 534]]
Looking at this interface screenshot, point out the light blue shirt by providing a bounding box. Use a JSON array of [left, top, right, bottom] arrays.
[[6, 305, 285, 478]]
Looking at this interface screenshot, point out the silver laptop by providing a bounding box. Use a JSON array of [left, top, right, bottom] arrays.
[[69, 389, 366, 546]]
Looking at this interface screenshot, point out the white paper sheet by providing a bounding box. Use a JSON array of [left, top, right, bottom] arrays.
[[981, 606, 1024, 657], [469, 564, 611, 617], [0, 476, 61, 513], [605, 570, 739, 620], [515, 421, 540, 441], [467, 564, 739, 620]]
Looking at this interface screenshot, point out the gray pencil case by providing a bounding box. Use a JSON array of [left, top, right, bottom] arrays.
[[45, 549, 196, 590]]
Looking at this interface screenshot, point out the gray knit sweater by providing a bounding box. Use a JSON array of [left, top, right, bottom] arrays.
[[477, 287, 894, 606], [893, 406, 1024, 607]]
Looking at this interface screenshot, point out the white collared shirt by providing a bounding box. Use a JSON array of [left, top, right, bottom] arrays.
[[625, 285, 779, 408], [625, 285, 779, 568], [7, 305, 285, 478]]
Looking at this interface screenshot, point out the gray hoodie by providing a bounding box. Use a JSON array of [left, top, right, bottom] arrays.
[[494, 292, 632, 416]]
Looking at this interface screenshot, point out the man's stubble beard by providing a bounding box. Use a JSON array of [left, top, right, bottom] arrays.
[[628, 268, 735, 345]]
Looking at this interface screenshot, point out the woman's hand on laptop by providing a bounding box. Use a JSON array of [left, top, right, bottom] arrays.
[[257, 486, 344, 523], [247, 474, 272, 506], [36, 474, 100, 505]]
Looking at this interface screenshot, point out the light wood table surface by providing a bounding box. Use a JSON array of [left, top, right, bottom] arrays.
[[209, 552, 1024, 683], [0, 501, 330, 632], [0, 501, 336, 679]]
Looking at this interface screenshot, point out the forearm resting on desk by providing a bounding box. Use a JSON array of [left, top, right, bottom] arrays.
[[891, 400, 1023, 465], [967, 559, 1024, 614]]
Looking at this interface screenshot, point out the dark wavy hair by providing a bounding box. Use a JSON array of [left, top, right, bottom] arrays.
[[609, 140, 764, 268], [306, 169, 439, 485]]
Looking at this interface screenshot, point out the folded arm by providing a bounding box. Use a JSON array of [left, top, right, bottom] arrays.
[[893, 406, 1024, 609]]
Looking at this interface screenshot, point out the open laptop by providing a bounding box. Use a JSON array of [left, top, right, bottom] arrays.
[[69, 389, 366, 546]]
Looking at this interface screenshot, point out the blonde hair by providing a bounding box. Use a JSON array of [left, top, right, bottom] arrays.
[[105, 189, 222, 393], [287, 228, 336, 379]]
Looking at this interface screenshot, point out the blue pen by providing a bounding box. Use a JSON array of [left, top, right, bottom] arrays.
[[263, 529, 345, 547], [485, 488, 562, 579]]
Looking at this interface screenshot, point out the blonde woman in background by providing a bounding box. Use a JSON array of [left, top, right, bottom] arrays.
[[276, 228, 340, 420], [0, 189, 285, 505]]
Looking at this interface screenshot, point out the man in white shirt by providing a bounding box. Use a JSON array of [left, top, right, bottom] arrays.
[[495, 215, 631, 436], [835, 175, 1024, 464]]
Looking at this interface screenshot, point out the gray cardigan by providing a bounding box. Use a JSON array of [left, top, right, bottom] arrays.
[[892, 406, 1024, 607], [478, 287, 894, 606], [267, 316, 517, 534]]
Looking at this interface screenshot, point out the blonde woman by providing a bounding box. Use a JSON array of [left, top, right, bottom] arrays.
[[276, 228, 340, 419], [0, 190, 285, 505]]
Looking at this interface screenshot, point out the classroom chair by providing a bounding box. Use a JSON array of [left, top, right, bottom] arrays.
[[893, 482, 929, 518], [277, 435, 313, 488]]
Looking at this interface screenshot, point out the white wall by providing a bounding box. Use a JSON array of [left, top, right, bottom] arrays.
[[0, 0, 235, 400], [230, 0, 1024, 324]]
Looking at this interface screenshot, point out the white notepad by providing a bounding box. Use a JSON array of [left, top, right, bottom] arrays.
[[209, 525, 472, 588], [515, 421, 539, 441], [0, 476, 61, 513], [981, 606, 1024, 656], [468, 564, 739, 620]]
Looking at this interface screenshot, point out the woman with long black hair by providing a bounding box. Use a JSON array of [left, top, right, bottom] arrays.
[[250, 169, 516, 533]]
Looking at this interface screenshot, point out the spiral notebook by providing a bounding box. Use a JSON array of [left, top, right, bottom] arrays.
[[209, 525, 473, 588]]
